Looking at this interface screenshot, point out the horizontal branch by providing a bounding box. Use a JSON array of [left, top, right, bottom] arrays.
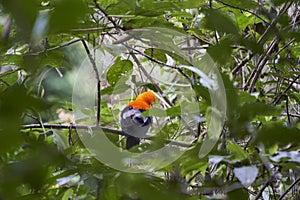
[[21, 123, 192, 148]]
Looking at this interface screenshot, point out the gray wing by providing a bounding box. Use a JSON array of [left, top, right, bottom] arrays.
[[121, 107, 151, 138]]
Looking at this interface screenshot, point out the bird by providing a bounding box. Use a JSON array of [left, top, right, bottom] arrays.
[[121, 91, 156, 149]]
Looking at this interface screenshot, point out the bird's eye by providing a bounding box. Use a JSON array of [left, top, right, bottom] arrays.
[[128, 106, 133, 110]]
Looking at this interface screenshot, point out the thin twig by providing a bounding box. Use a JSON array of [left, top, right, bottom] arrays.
[[71, 27, 110, 32], [278, 177, 300, 200], [241, 1, 292, 90], [92, 0, 124, 31], [129, 51, 174, 107], [247, 37, 279, 92], [132, 47, 193, 84], [232, 53, 254, 75], [272, 74, 300, 105], [215, 0, 270, 25], [106, 31, 193, 84], [285, 96, 291, 125], [25, 38, 82, 56], [81, 39, 101, 126], [254, 177, 272, 200]]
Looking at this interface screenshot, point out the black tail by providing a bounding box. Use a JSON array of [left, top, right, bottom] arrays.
[[126, 135, 140, 149]]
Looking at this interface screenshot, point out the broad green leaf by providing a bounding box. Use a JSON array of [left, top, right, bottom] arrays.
[[238, 102, 279, 123], [97, 0, 118, 7], [0, 86, 47, 155], [49, 0, 88, 33], [23, 50, 65, 72], [207, 39, 232, 64], [81, 108, 95, 117], [239, 37, 264, 54], [135, 0, 205, 16], [62, 188, 74, 200], [166, 106, 181, 117], [0, 54, 23, 67], [202, 8, 239, 35], [227, 188, 249, 199], [0, 69, 19, 91], [227, 140, 249, 162], [143, 107, 167, 117], [124, 17, 180, 31], [255, 125, 300, 147], [144, 47, 191, 65], [106, 58, 133, 87], [238, 90, 257, 104], [176, 0, 206, 9], [106, 0, 137, 15], [176, 143, 209, 175], [290, 93, 300, 104], [192, 83, 211, 105], [220, 0, 258, 9], [149, 107, 167, 117], [144, 48, 167, 63], [101, 83, 131, 95], [0, 0, 39, 35]]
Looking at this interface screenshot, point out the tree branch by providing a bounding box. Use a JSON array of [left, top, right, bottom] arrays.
[[92, 0, 124, 31], [21, 123, 191, 148]]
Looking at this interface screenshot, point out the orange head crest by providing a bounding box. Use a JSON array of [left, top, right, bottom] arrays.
[[127, 91, 156, 110]]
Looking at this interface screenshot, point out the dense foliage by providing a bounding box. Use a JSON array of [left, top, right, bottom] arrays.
[[0, 0, 299, 199]]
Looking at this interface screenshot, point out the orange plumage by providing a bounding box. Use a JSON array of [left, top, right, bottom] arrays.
[[127, 91, 156, 110]]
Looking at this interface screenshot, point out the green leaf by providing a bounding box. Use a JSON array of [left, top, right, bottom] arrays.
[[124, 17, 179, 30], [239, 37, 264, 54], [207, 39, 232, 64], [238, 102, 279, 123], [98, 0, 118, 7], [144, 48, 167, 63], [227, 140, 249, 162], [0, 54, 23, 66], [149, 49, 190, 65], [176, 0, 206, 9], [0, 86, 47, 155], [291, 93, 300, 104], [202, 8, 239, 35], [0, 68, 19, 91], [0, 0, 39, 35], [220, 0, 258, 9], [238, 90, 257, 104], [106, 0, 138, 15], [176, 143, 209, 175], [143, 107, 167, 118], [81, 108, 95, 117], [49, 0, 89, 33], [106, 58, 133, 87], [166, 106, 181, 117], [227, 188, 249, 199], [23, 50, 65, 72], [192, 83, 211, 104], [62, 188, 74, 200], [255, 125, 300, 148]]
